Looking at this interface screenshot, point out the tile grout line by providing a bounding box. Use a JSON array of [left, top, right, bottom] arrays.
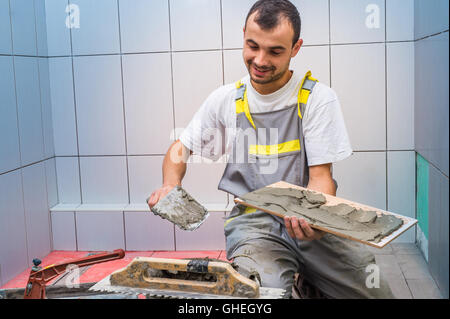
[[385, 0, 389, 213], [116, 0, 131, 206], [67, 0, 83, 205], [167, 0, 177, 138]]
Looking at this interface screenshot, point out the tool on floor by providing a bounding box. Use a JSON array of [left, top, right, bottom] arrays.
[[23, 249, 125, 299], [149, 186, 209, 231], [89, 257, 285, 299]]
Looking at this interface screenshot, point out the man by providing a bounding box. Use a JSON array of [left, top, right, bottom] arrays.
[[148, 0, 394, 299]]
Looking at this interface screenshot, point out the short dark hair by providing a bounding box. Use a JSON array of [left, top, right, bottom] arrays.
[[245, 0, 301, 47]]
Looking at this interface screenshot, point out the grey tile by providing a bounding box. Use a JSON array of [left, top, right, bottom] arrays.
[[407, 278, 443, 299], [51, 212, 77, 251], [438, 176, 449, 298], [391, 243, 421, 255], [366, 244, 393, 255], [396, 254, 433, 280], [428, 164, 441, 280], [388, 277, 413, 299], [375, 254, 403, 279]]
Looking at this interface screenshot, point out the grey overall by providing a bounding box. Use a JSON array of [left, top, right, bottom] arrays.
[[217, 72, 395, 299]]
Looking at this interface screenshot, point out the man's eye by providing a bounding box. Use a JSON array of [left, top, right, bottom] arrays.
[[271, 51, 281, 55], [250, 46, 258, 50]]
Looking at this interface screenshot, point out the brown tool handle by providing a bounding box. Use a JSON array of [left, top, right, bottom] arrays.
[[24, 249, 125, 299]]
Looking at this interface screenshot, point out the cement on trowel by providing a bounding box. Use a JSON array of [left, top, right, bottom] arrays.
[[150, 186, 209, 231], [240, 187, 403, 243]]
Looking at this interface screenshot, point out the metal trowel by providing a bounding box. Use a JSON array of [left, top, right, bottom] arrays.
[[148, 186, 209, 231]]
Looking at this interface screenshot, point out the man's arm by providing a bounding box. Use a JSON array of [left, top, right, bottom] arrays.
[[147, 140, 192, 208], [284, 163, 335, 241]]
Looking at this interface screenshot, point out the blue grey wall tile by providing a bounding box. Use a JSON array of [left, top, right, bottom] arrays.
[[34, 0, 48, 56], [69, 0, 120, 55], [10, 0, 38, 55], [79, 156, 128, 204], [124, 212, 175, 251], [14, 56, 45, 166], [51, 211, 77, 250], [415, 33, 449, 176], [0, 0, 12, 54], [48, 57, 78, 156], [44, 157, 58, 208], [45, 0, 72, 56], [55, 156, 81, 204], [38, 57, 54, 158], [414, 0, 449, 40], [0, 56, 21, 174], [73, 55, 126, 156], [75, 211, 125, 251], [0, 170, 28, 284], [118, 0, 170, 53], [22, 162, 52, 265]]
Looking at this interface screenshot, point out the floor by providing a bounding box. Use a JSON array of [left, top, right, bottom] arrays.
[[1, 243, 443, 299]]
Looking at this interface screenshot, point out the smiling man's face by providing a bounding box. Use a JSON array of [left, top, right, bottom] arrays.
[[243, 12, 302, 94]]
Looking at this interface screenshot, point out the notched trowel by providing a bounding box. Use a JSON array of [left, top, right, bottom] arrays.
[[149, 186, 209, 231], [89, 257, 286, 299]]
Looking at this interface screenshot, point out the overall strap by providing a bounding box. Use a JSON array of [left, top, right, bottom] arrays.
[[297, 71, 318, 119]]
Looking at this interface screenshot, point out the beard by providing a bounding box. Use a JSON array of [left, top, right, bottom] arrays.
[[247, 61, 290, 85]]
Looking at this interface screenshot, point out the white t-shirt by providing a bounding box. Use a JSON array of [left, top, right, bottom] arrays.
[[179, 70, 353, 166]]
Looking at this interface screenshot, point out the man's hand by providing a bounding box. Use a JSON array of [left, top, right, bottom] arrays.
[[147, 184, 178, 209], [284, 216, 325, 241]]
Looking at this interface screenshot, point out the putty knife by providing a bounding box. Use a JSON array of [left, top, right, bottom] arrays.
[[148, 186, 209, 231]]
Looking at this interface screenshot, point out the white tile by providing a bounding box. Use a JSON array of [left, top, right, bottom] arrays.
[[34, 0, 48, 56], [118, 0, 170, 53], [51, 211, 77, 250], [122, 53, 174, 155], [387, 151, 415, 243], [170, 0, 222, 51], [55, 156, 81, 204], [414, 0, 449, 40], [44, 157, 58, 208], [49, 57, 78, 156], [22, 162, 52, 264], [414, 32, 449, 176], [221, 0, 257, 49], [175, 212, 226, 250], [10, 0, 37, 55], [45, 0, 72, 56], [292, 0, 329, 46], [172, 51, 223, 128], [330, 0, 385, 44], [125, 212, 175, 251], [69, 0, 120, 55], [76, 211, 125, 251], [331, 43, 386, 151], [182, 156, 228, 206], [333, 151, 386, 210], [291, 45, 330, 87], [387, 42, 414, 150], [38, 58, 55, 158], [0, 170, 28, 284], [79, 156, 129, 204], [0, 0, 12, 54], [223, 49, 247, 84], [0, 56, 21, 174], [73, 55, 126, 156], [14, 56, 45, 166], [127, 156, 164, 204], [386, 0, 414, 41]]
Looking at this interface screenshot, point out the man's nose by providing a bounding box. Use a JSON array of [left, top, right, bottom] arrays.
[[253, 50, 269, 68]]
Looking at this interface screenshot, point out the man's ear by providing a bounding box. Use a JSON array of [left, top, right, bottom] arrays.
[[291, 38, 303, 58]]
